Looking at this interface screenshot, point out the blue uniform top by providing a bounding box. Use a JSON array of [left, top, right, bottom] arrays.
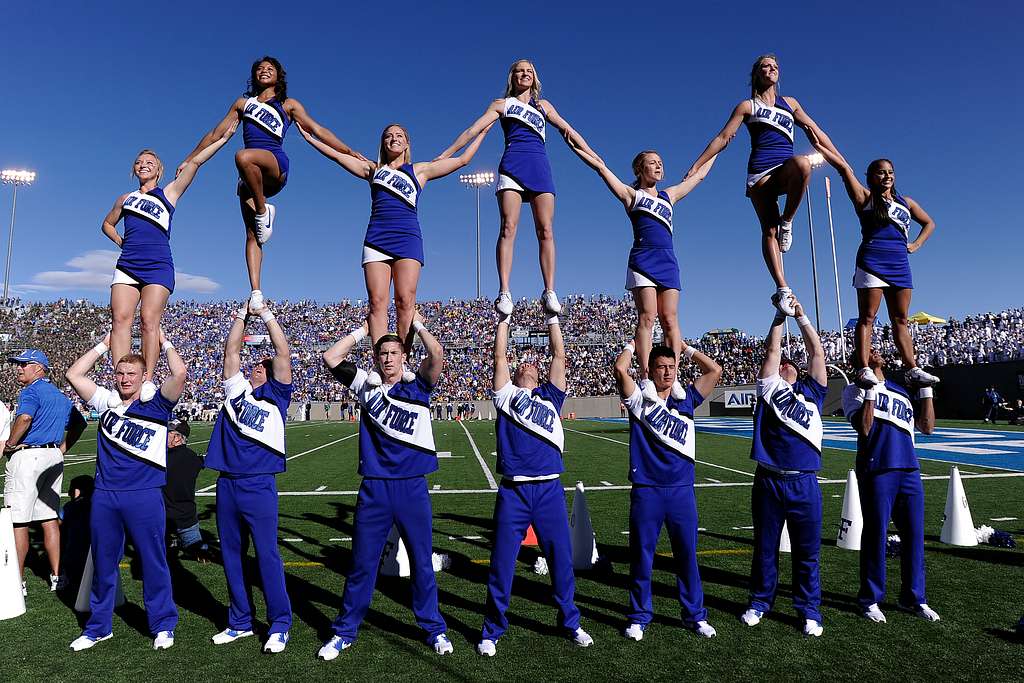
[[745, 97, 796, 174], [242, 97, 290, 153], [857, 193, 912, 248], [500, 97, 547, 153], [367, 164, 421, 233], [493, 380, 566, 478], [623, 381, 704, 486], [16, 378, 73, 445], [628, 189, 674, 250], [842, 379, 920, 472], [751, 374, 826, 472], [205, 373, 293, 475], [119, 187, 174, 266], [88, 385, 176, 490]]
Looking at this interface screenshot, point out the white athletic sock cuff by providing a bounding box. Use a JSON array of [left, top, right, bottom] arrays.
[[347, 327, 367, 343], [682, 346, 697, 360], [796, 315, 812, 328], [92, 342, 109, 357], [917, 387, 934, 399]]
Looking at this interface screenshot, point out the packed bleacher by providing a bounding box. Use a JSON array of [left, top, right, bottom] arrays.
[[3, 297, 1023, 407]]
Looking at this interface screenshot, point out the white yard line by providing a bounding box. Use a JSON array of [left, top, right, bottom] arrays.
[[458, 420, 498, 490], [286, 434, 357, 462]]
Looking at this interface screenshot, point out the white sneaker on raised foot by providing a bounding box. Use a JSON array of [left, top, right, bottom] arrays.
[[671, 381, 686, 401], [318, 635, 353, 660], [905, 367, 940, 387], [777, 220, 794, 253], [771, 288, 796, 317], [249, 290, 265, 311], [153, 630, 175, 650], [542, 289, 562, 315], [477, 639, 497, 657], [263, 631, 289, 653], [864, 603, 887, 623], [211, 628, 254, 645], [693, 621, 717, 638], [365, 371, 383, 387], [573, 628, 594, 647], [803, 619, 824, 637], [624, 623, 645, 641], [856, 367, 881, 389], [494, 291, 514, 316], [900, 602, 941, 622], [640, 379, 660, 403], [254, 204, 275, 245], [740, 608, 763, 627], [433, 633, 454, 655], [402, 365, 416, 383], [50, 573, 67, 591], [70, 633, 112, 652], [140, 381, 157, 402]]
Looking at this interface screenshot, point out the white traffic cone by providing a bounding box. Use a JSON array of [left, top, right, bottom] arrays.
[[779, 520, 792, 553], [836, 469, 863, 551], [380, 525, 411, 577], [570, 481, 600, 570], [940, 466, 978, 546], [74, 547, 125, 612], [0, 508, 26, 620]]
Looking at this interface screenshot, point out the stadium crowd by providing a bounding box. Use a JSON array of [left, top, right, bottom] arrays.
[[3, 297, 1023, 408]]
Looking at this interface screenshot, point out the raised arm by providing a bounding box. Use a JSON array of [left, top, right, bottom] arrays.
[[286, 98, 368, 161], [223, 306, 248, 380], [548, 316, 566, 392], [101, 195, 127, 248], [793, 300, 827, 385], [811, 139, 869, 206], [258, 304, 292, 385], [296, 123, 374, 179], [412, 311, 444, 387], [541, 100, 598, 159], [685, 100, 750, 179], [684, 341, 723, 399], [564, 137, 633, 206], [65, 332, 108, 402], [178, 98, 244, 174], [415, 122, 495, 184], [760, 313, 785, 379], [159, 329, 188, 402], [614, 343, 637, 398], [164, 119, 238, 205], [323, 321, 368, 370], [664, 154, 719, 204], [437, 101, 502, 159], [904, 196, 936, 254], [915, 388, 935, 434], [493, 316, 511, 390]]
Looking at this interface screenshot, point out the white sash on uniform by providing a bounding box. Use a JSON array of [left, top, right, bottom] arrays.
[[371, 166, 419, 208], [503, 97, 546, 140], [122, 191, 171, 232], [222, 382, 286, 455], [631, 189, 673, 232], [243, 97, 286, 139], [863, 197, 912, 239], [748, 98, 795, 141], [356, 372, 436, 453], [98, 404, 168, 470], [493, 382, 564, 451], [842, 383, 915, 440], [758, 375, 823, 452], [626, 387, 696, 461]]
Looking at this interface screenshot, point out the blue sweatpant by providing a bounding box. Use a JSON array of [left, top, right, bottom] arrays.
[[86, 488, 177, 637], [481, 478, 581, 641], [749, 468, 823, 622], [216, 474, 292, 634], [331, 477, 446, 643], [858, 468, 926, 608], [628, 484, 707, 626]]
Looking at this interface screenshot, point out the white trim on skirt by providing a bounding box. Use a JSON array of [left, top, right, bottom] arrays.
[[745, 164, 782, 195], [111, 268, 140, 287], [853, 266, 890, 289], [496, 174, 525, 193], [362, 246, 393, 265], [625, 268, 658, 290]]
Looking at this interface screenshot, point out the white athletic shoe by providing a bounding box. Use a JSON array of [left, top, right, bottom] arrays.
[[541, 289, 562, 315], [153, 630, 175, 650], [494, 291, 514, 316], [777, 220, 793, 253], [624, 623, 645, 641], [365, 371, 383, 387], [573, 628, 594, 647], [248, 289, 265, 311], [856, 367, 881, 389], [671, 381, 686, 401], [477, 639, 497, 657], [771, 288, 797, 317], [905, 367, 940, 387], [69, 633, 112, 652], [254, 204, 275, 245], [318, 635, 353, 660], [50, 573, 67, 591], [211, 628, 254, 645], [402, 365, 416, 383], [694, 621, 717, 638], [139, 381, 157, 402], [263, 631, 289, 653], [640, 379, 660, 403], [740, 608, 763, 627], [433, 633, 454, 655], [901, 602, 941, 622], [803, 619, 824, 637], [863, 603, 887, 623], [106, 392, 123, 409]]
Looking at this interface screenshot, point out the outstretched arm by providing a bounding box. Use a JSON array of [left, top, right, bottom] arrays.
[[811, 139, 869, 206], [542, 100, 598, 159], [685, 341, 723, 399], [415, 122, 495, 184], [223, 305, 248, 380], [159, 329, 188, 402], [412, 311, 444, 386], [904, 196, 936, 254], [65, 332, 108, 403], [178, 98, 243, 174], [564, 137, 633, 206], [296, 123, 374, 179], [287, 98, 368, 161], [101, 195, 127, 248], [548, 317, 566, 392], [437, 101, 502, 159], [164, 119, 238, 204], [614, 343, 637, 398], [760, 313, 785, 379], [685, 100, 750, 179], [259, 305, 292, 384], [664, 154, 718, 204], [793, 300, 827, 385], [493, 316, 511, 390]]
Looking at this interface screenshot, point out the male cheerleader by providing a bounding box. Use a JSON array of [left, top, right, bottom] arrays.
[[614, 339, 722, 640], [742, 299, 827, 637], [205, 302, 293, 652], [842, 347, 940, 623], [318, 312, 452, 659], [65, 330, 186, 651], [477, 309, 593, 656]]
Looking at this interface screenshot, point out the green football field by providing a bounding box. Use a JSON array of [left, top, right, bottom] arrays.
[[6, 418, 1023, 681]]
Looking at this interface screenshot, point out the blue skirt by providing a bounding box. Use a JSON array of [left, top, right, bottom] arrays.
[[856, 241, 912, 289], [115, 252, 175, 292], [498, 150, 555, 196], [363, 223, 424, 265], [627, 247, 680, 290]]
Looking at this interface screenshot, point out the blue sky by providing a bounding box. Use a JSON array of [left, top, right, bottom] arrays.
[[3, 1, 1021, 334]]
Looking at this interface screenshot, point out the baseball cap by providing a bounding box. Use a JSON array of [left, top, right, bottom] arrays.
[[8, 349, 49, 369], [169, 418, 191, 439]]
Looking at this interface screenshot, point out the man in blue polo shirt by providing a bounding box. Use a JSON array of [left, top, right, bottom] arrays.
[[4, 349, 86, 596]]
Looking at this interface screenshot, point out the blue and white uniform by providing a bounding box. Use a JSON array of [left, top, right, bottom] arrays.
[[744, 97, 796, 195], [481, 380, 581, 642], [205, 371, 293, 636], [326, 364, 446, 644], [842, 379, 928, 608], [241, 96, 290, 192], [748, 373, 827, 623], [362, 163, 424, 265], [853, 194, 914, 289], [84, 384, 178, 638], [113, 187, 176, 292], [625, 189, 679, 291], [496, 97, 555, 196], [623, 381, 708, 627]]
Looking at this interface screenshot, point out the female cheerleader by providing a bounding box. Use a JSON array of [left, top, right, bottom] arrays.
[[686, 54, 840, 316], [103, 125, 234, 401], [440, 59, 598, 316], [179, 56, 364, 309]]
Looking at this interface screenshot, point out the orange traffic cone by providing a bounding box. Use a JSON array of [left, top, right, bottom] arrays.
[[521, 525, 539, 547]]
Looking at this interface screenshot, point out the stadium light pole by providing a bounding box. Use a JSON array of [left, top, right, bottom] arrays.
[[805, 153, 826, 332], [824, 176, 847, 361], [1, 169, 36, 303], [459, 171, 495, 299]]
